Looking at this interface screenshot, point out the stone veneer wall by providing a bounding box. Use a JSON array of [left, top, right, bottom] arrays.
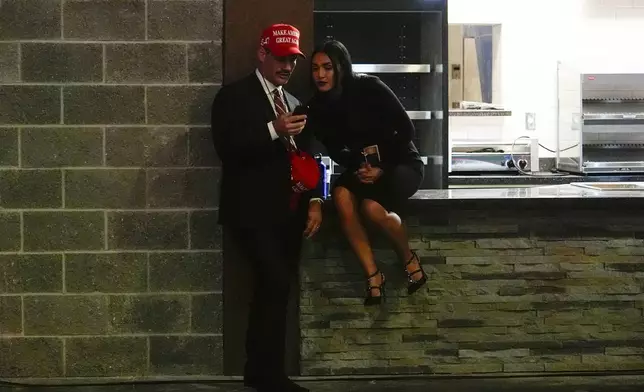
[[0, 0, 224, 379], [300, 206, 644, 376]]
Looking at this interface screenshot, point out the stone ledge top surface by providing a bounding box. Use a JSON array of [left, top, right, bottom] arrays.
[[409, 183, 644, 209]]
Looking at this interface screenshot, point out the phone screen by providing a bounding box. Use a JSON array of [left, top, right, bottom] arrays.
[[362, 145, 381, 166], [292, 105, 308, 116]]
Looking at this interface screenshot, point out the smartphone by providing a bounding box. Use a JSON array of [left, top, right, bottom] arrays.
[[362, 144, 381, 166], [292, 105, 308, 116]]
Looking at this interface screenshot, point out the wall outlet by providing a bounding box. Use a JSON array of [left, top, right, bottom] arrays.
[[525, 112, 536, 131]]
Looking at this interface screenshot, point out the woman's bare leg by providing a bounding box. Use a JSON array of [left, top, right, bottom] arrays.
[[360, 199, 423, 282], [333, 186, 383, 296]]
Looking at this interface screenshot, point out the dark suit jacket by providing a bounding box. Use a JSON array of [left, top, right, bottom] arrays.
[[211, 72, 321, 228]]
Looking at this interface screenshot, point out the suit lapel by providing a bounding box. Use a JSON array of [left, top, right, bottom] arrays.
[[250, 72, 299, 117], [249, 73, 278, 122], [284, 91, 297, 112]]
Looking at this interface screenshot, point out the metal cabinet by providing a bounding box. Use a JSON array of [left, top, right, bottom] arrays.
[[313, 0, 448, 189]]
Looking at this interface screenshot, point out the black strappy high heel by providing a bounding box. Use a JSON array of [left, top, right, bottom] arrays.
[[364, 270, 385, 306], [406, 251, 427, 295]]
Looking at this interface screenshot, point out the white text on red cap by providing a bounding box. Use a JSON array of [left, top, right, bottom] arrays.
[[273, 29, 300, 38], [276, 37, 299, 44]]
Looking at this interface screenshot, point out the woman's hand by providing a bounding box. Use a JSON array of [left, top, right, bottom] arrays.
[[304, 201, 323, 238], [357, 164, 383, 184]]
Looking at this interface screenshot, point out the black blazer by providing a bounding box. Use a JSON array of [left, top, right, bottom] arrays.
[[211, 72, 321, 228], [307, 74, 423, 172]]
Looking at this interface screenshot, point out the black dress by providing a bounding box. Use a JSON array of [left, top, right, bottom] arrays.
[[307, 74, 424, 214]]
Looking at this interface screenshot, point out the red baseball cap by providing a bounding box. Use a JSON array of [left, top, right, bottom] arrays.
[[259, 23, 305, 58]]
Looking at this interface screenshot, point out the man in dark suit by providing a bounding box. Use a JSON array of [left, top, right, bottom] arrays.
[[211, 23, 323, 392]]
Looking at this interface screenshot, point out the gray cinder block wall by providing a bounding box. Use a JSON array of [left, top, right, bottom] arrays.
[[0, 0, 224, 379]]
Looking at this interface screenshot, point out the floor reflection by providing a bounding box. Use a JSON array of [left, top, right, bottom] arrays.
[[8, 375, 644, 392]]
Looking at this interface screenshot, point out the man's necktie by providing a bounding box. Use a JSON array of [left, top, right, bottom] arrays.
[[272, 88, 296, 150], [273, 88, 287, 116]]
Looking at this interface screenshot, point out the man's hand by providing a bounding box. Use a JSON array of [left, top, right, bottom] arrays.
[[273, 113, 307, 137], [357, 163, 383, 184], [303, 201, 322, 239]]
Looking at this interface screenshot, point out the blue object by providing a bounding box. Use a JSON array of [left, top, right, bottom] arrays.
[[315, 154, 329, 199]]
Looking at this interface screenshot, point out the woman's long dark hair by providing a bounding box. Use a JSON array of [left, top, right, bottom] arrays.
[[310, 40, 355, 96]]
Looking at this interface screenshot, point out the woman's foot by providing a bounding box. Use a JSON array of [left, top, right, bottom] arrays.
[[364, 270, 385, 306], [405, 251, 427, 295]]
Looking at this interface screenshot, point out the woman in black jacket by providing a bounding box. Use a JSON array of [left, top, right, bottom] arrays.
[[306, 40, 426, 306]]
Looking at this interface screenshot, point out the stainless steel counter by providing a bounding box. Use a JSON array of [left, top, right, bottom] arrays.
[[411, 182, 644, 209], [418, 183, 644, 200], [448, 173, 644, 187]]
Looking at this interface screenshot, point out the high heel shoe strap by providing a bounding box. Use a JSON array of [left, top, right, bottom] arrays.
[[405, 251, 420, 266], [365, 271, 385, 292]]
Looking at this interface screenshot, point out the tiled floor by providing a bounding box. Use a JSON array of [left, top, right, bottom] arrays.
[[6, 375, 644, 392]]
